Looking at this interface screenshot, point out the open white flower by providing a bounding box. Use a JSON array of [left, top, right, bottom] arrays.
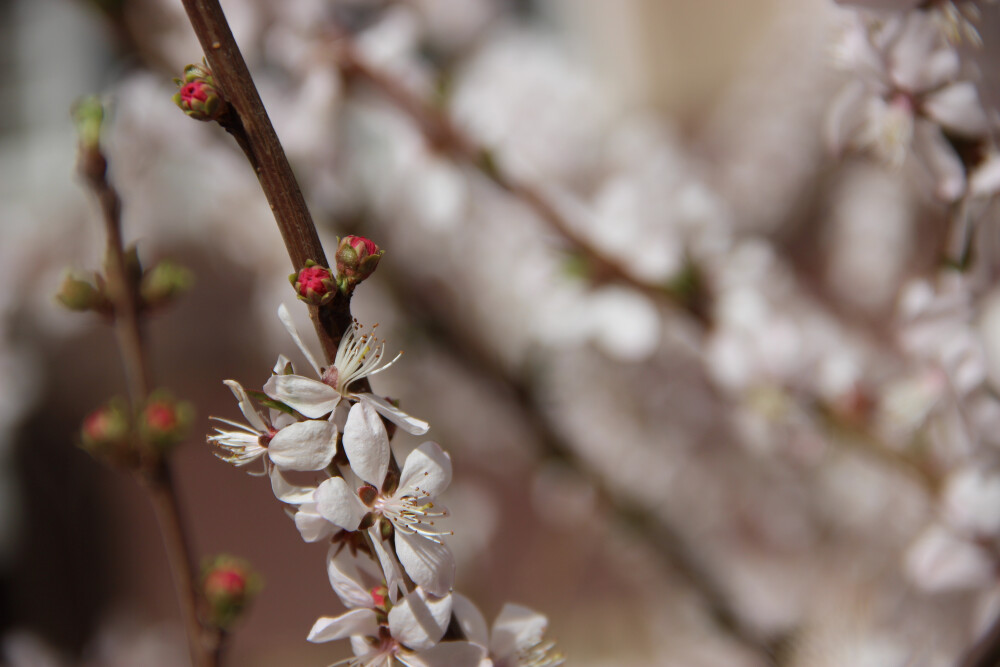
[[308, 587, 485, 667], [452, 596, 565, 667], [314, 402, 455, 598], [827, 11, 989, 200], [263, 304, 429, 434], [209, 379, 339, 472]]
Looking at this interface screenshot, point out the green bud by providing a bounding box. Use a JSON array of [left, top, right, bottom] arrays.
[[56, 272, 110, 313], [141, 260, 194, 309]]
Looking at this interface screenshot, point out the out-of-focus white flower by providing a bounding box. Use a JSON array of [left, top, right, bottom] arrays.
[[942, 467, 1000, 535], [827, 11, 989, 200], [263, 304, 429, 433], [451, 27, 611, 184], [905, 522, 995, 591]]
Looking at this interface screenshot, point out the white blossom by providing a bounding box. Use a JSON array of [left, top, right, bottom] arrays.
[[264, 304, 429, 434], [209, 379, 339, 472]]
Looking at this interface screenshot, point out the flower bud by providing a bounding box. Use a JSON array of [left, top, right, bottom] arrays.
[[141, 260, 194, 309], [72, 96, 107, 183], [289, 260, 336, 305], [335, 236, 383, 293], [202, 555, 261, 629], [72, 95, 104, 152], [173, 62, 226, 122], [139, 392, 193, 452], [81, 398, 131, 460], [56, 272, 111, 314]]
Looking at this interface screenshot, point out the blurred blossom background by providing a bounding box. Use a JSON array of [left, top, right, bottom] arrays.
[[4, 0, 1000, 665]]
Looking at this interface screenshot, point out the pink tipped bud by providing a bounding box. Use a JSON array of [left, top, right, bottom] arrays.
[[289, 260, 336, 305], [335, 235, 384, 293], [173, 62, 226, 122], [81, 398, 132, 463], [139, 392, 193, 452], [202, 555, 261, 629]]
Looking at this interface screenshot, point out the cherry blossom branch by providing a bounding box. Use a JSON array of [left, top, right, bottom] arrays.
[[328, 34, 712, 327], [76, 136, 219, 667], [177, 0, 354, 362]]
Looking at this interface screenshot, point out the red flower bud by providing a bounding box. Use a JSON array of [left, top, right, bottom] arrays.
[[289, 260, 336, 305], [172, 62, 226, 122], [80, 398, 133, 464], [202, 555, 261, 629], [139, 392, 193, 452], [335, 235, 384, 293]]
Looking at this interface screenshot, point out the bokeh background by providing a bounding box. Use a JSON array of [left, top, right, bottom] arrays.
[[3, 0, 1000, 665]]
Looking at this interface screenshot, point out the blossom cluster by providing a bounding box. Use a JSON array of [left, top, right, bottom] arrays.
[[210, 302, 563, 666]]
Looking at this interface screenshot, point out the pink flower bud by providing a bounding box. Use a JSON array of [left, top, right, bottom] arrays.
[[335, 235, 384, 293], [81, 399, 132, 463], [139, 393, 193, 452], [202, 555, 261, 629], [172, 62, 226, 122], [289, 261, 336, 305]]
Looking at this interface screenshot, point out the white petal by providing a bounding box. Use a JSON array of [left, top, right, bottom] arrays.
[[294, 503, 336, 542], [451, 593, 490, 647], [905, 524, 994, 592], [370, 526, 407, 602], [343, 401, 390, 487], [223, 379, 267, 432], [395, 531, 455, 597], [272, 353, 292, 375], [399, 442, 452, 499], [399, 642, 488, 667], [924, 82, 989, 137], [263, 374, 340, 419], [388, 589, 453, 650], [358, 393, 430, 435], [971, 153, 1000, 198], [267, 420, 338, 471], [307, 608, 378, 643], [327, 545, 380, 609], [490, 604, 548, 660], [315, 477, 368, 530], [278, 303, 323, 376], [943, 468, 1000, 535], [912, 120, 966, 202], [269, 467, 315, 504], [888, 13, 942, 92], [825, 81, 868, 154]]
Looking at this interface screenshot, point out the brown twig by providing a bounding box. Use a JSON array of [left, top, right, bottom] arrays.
[[77, 142, 219, 667], [328, 35, 713, 327], [959, 612, 1000, 667], [177, 0, 354, 361]]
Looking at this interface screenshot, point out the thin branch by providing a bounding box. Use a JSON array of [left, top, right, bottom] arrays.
[[177, 0, 353, 362], [959, 612, 1000, 667], [77, 143, 219, 667], [328, 34, 713, 327]]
